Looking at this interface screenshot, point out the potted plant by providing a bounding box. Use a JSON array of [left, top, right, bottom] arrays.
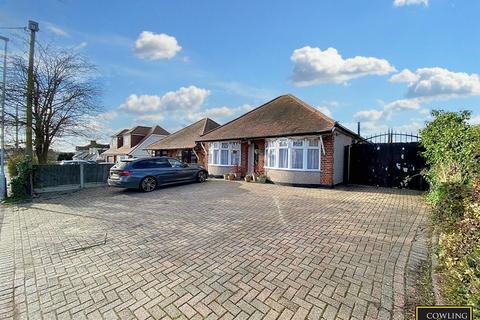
[[244, 175, 252, 182], [253, 169, 264, 182], [233, 164, 242, 180], [256, 173, 267, 183]]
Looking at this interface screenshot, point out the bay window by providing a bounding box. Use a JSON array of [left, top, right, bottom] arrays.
[[265, 137, 322, 171], [278, 139, 288, 168], [208, 141, 241, 166]]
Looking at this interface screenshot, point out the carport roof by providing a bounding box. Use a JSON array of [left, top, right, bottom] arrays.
[[197, 94, 354, 142], [146, 118, 220, 150]]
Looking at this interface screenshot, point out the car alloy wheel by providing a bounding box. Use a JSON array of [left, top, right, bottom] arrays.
[[141, 177, 157, 192], [197, 171, 207, 183]]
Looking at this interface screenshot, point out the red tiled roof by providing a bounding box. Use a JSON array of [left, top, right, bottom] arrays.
[[198, 94, 337, 141]]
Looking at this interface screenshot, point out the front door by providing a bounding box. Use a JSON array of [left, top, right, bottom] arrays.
[[181, 150, 196, 163], [247, 143, 254, 175]]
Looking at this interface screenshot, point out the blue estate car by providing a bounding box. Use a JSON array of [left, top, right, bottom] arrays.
[[108, 157, 208, 192]]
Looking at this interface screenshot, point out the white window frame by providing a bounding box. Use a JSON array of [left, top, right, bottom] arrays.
[[208, 141, 241, 166], [123, 134, 131, 148], [264, 136, 323, 172]]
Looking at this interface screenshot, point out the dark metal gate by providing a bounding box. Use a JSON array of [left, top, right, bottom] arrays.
[[344, 131, 427, 190]]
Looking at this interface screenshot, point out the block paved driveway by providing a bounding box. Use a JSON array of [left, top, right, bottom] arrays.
[[0, 180, 428, 320]]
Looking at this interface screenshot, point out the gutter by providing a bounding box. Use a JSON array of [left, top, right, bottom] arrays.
[[196, 129, 335, 143]]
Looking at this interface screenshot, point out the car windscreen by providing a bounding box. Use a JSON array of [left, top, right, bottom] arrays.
[[112, 161, 130, 170]]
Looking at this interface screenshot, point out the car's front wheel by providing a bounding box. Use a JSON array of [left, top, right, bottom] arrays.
[[140, 176, 157, 192], [197, 171, 207, 183]]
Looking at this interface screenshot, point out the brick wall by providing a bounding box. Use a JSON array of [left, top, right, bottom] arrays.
[[195, 144, 208, 168], [320, 134, 334, 186]]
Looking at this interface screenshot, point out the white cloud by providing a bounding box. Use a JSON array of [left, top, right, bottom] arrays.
[[136, 114, 165, 122], [353, 109, 384, 122], [98, 111, 118, 121], [394, 0, 428, 7], [316, 106, 332, 118], [470, 115, 480, 125], [183, 104, 254, 122], [45, 23, 69, 37], [358, 67, 480, 126], [119, 86, 210, 115], [384, 98, 421, 113], [389, 69, 418, 84], [344, 118, 425, 138], [74, 42, 88, 50], [120, 94, 161, 113], [291, 46, 396, 86], [134, 31, 182, 60], [354, 98, 421, 122], [390, 67, 480, 99]]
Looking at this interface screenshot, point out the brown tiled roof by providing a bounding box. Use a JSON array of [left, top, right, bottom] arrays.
[[146, 118, 220, 150], [102, 145, 137, 156], [102, 125, 170, 156], [127, 125, 170, 136], [197, 94, 337, 142], [112, 129, 128, 137]]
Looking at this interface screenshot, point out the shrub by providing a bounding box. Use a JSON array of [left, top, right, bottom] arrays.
[[421, 110, 480, 314], [9, 155, 33, 200], [7, 153, 24, 178], [426, 182, 469, 223], [438, 203, 480, 313], [421, 110, 480, 188]]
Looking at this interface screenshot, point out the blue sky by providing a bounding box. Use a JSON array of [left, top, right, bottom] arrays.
[[1, 0, 480, 150]]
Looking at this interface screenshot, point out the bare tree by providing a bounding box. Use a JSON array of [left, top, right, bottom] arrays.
[[5, 44, 101, 163]]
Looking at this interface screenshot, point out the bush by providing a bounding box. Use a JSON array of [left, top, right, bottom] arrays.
[[421, 110, 480, 314], [7, 153, 24, 178], [8, 155, 33, 200], [438, 202, 480, 313], [427, 182, 469, 223], [421, 111, 480, 222], [421, 110, 480, 188]]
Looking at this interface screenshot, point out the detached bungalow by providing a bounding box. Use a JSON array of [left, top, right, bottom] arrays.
[[145, 118, 220, 165], [197, 94, 359, 187], [102, 125, 170, 162]]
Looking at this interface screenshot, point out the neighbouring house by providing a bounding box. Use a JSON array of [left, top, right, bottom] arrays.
[[102, 125, 170, 162], [73, 140, 110, 162], [145, 118, 220, 165], [197, 94, 360, 187]]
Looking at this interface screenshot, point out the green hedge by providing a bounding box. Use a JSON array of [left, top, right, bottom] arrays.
[[420, 110, 480, 314]]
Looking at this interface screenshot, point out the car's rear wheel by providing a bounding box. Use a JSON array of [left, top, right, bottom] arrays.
[[197, 171, 207, 183], [140, 176, 157, 192]]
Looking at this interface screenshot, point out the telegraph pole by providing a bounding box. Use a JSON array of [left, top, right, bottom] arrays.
[[25, 20, 39, 158], [0, 36, 8, 200]]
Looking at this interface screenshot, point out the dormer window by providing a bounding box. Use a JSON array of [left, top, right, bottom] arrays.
[[123, 134, 131, 148]]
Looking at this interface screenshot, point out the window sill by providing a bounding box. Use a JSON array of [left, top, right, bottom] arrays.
[[265, 167, 321, 172]]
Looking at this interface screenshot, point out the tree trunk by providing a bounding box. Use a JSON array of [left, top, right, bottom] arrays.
[[36, 146, 49, 164], [34, 135, 49, 164]]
